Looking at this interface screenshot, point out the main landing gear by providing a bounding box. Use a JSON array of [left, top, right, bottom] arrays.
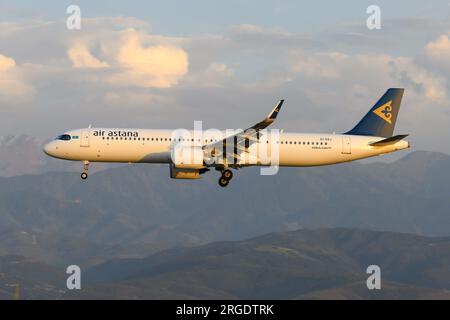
[[81, 161, 89, 180], [218, 169, 233, 187]]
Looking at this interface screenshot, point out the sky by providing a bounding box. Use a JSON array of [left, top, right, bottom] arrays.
[[1, 1, 450, 153]]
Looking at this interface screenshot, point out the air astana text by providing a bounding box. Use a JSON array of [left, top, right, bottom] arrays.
[[93, 130, 139, 137]]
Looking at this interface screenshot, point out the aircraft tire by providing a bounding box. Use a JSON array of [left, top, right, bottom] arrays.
[[222, 169, 233, 180], [218, 177, 229, 187]]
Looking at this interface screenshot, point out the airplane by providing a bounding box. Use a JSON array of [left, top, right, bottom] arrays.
[[43, 88, 410, 187]]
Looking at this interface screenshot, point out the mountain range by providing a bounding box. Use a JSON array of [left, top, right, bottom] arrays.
[[3, 228, 450, 299], [1, 147, 450, 265], [76, 228, 450, 299], [1, 135, 450, 299], [0, 134, 116, 177]]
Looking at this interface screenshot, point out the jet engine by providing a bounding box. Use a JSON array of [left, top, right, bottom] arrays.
[[171, 145, 204, 169], [169, 164, 201, 179]]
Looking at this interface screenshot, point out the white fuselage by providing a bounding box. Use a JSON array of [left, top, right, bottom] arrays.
[[43, 128, 410, 167]]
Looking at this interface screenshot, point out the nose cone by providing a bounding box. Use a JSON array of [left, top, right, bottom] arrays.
[[43, 141, 57, 157], [43, 143, 51, 156]]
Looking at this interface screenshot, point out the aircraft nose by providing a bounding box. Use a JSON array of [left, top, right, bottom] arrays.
[[43, 141, 57, 157], [43, 143, 51, 156]]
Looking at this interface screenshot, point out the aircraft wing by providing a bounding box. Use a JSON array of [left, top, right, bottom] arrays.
[[203, 99, 284, 166]]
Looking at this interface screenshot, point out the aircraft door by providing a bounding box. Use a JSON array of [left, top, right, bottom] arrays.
[[80, 128, 90, 147], [342, 136, 351, 154]]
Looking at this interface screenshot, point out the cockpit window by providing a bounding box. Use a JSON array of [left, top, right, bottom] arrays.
[[56, 134, 71, 141]]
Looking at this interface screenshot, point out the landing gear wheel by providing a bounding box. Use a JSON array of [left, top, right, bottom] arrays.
[[80, 160, 90, 180], [218, 177, 230, 187], [222, 169, 233, 180]]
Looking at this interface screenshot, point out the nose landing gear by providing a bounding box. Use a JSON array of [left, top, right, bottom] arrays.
[[81, 161, 89, 180], [218, 169, 233, 187]]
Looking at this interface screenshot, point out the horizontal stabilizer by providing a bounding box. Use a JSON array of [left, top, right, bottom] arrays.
[[369, 134, 409, 146]]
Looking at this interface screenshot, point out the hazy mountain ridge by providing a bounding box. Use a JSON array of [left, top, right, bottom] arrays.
[[1, 150, 450, 267], [72, 228, 450, 299], [0, 255, 67, 299], [3, 228, 450, 299], [2, 146, 450, 299], [0, 134, 117, 177]]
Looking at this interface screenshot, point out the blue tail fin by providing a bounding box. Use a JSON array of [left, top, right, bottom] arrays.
[[346, 88, 404, 137]]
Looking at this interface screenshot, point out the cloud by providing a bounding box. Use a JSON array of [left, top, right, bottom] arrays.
[[104, 90, 173, 107], [183, 62, 234, 87], [65, 28, 188, 88], [109, 30, 188, 88], [291, 52, 342, 80], [67, 44, 109, 68], [231, 24, 323, 50], [233, 24, 290, 37], [0, 14, 449, 153], [287, 50, 447, 104], [0, 53, 16, 71], [424, 34, 450, 70], [0, 53, 34, 100], [207, 63, 233, 76]]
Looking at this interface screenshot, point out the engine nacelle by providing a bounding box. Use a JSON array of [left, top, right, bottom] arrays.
[[170, 164, 201, 179], [171, 145, 204, 169]]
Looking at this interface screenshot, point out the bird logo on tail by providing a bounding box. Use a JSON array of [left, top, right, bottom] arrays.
[[373, 100, 393, 124]]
